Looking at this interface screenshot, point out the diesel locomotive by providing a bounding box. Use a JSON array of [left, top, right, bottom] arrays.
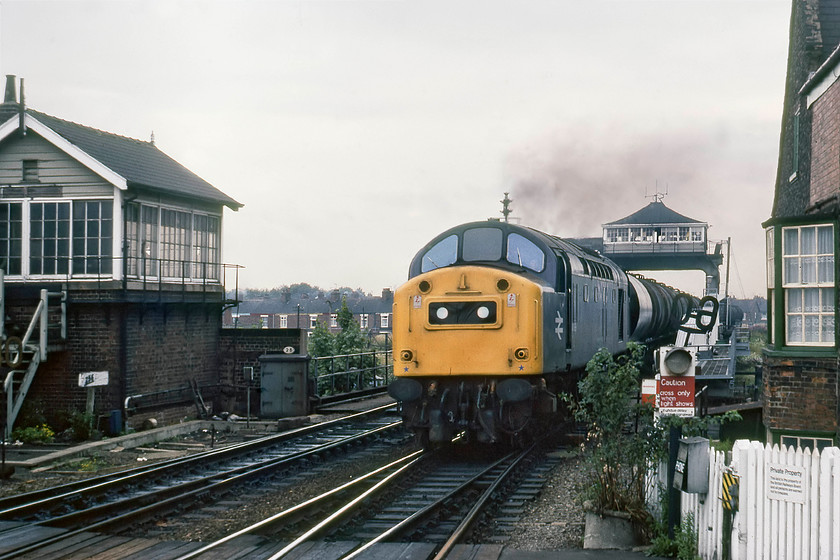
[[387, 220, 700, 445]]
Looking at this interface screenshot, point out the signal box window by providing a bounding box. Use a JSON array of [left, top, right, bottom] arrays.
[[22, 160, 39, 183]]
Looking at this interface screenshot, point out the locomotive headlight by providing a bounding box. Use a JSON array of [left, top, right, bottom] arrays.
[[399, 349, 414, 362], [436, 307, 449, 320], [476, 306, 490, 319]]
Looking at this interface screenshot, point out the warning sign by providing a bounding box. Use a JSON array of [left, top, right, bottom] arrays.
[[767, 463, 809, 504], [657, 375, 695, 417]]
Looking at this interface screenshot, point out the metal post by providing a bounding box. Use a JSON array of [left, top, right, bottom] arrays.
[[39, 289, 48, 361], [0, 268, 5, 341], [667, 425, 681, 539]]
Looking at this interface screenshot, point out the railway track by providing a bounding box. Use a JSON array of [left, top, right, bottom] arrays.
[[182, 434, 565, 560], [0, 403, 406, 560]]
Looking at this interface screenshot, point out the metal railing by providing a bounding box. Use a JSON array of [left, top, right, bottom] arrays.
[[312, 350, 393, 397]]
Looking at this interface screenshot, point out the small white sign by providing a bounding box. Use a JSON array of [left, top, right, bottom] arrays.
[[767, 463, 809, 504], [78, 371, 109, 388], [413, 295, 422, 309], [507, 293, 516, 307]]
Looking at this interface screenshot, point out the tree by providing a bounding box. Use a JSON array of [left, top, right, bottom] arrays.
[[334, 297, 365, 355]]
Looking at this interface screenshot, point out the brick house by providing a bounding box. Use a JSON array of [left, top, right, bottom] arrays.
[[763, 1, 840, 450], [224, 288, 394, 339], [0, 76, 242, 434]]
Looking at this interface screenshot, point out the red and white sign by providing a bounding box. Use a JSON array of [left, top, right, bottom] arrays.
[[657, 375, 695, 417], [641, 378, 657, 406]]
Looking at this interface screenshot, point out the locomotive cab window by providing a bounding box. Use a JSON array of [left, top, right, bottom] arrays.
[[463, 227, 503, 262], [421, 234, 458, 273], [506, 233, 545, 272]]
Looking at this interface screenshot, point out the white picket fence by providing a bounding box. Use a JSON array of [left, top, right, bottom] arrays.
[[679, 440, 840, 560]]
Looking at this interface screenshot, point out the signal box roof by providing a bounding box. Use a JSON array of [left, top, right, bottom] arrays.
[[604, 201, 704, 226]]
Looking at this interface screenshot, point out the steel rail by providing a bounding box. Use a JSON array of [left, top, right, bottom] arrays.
[[433, 442, 537, 559], [0, 402, 397, 516], [0, 420, 404, 560], [173, 448, 427, 560], [265, 453, 426, 560], [339, 450, 520, 560]]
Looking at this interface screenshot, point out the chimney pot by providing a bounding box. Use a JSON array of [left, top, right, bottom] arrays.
[[3, 75, 17, 104]]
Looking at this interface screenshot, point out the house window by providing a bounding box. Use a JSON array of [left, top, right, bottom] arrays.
[[782, 224, 835, 345], [22, 160, 39, 183], [380, 313, 390, 329], [691, 228, 704, 242], [72, 200, 113, 275], [330, 314, 338, 328], [0, 202, 22, 275], [309, 314, 318, 329], [30, 202, 70, 275], [780, 435, 833, 452], [766, 227, 775, 345], [360, 314, 369, 329], [280, 315, 288, 328]]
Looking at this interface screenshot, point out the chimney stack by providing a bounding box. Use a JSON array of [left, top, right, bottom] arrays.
[[3, 75, 17, 104]]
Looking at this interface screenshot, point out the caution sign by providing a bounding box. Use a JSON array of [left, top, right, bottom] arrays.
[[722, 471, 739, 511]]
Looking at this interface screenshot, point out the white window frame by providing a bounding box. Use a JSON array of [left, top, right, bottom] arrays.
[[279, 315, 288, 328], [380, 313, 390, 329], [782, 224, 835, 346]]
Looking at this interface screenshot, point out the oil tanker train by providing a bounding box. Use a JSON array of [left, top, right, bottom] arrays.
[[388, 220, 702, 445]]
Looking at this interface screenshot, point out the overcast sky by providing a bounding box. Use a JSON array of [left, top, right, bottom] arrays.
[[0, 0, 790, 299]]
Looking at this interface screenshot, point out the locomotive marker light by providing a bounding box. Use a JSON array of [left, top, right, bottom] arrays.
[[657, 346, 696, 418]]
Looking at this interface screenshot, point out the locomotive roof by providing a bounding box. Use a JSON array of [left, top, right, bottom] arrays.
[[408, 220, 618, 283]]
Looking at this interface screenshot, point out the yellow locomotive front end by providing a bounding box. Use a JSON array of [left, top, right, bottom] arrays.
[[394, 265, 544, 377], [390, 264, 557, 445]]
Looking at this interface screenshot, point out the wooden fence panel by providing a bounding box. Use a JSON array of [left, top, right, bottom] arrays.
[[665, 440, 840, 559]]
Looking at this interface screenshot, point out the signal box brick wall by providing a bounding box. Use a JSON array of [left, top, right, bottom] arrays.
[[217, 329, 304, 415], [763, 354, 839, 434], [5, 287, 224, 430]]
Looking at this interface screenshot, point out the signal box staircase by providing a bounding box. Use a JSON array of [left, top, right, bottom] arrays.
[[1, 271, 66, 440]]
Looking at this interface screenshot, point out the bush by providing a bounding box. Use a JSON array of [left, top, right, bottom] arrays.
[[565, 342, 665, 537], [12, 423, 55, 444], [69, 411, 96, 442]]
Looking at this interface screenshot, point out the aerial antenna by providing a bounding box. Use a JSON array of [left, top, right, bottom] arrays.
[[500, 192, 512, 223], [645, 181, 668, 203]]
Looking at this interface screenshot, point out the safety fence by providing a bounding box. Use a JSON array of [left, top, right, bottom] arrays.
[[679, 440, 840, 560], [311, 350, 393, 397]]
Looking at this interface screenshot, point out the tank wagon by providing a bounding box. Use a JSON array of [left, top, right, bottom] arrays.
[[388, 220, 697, 445]]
